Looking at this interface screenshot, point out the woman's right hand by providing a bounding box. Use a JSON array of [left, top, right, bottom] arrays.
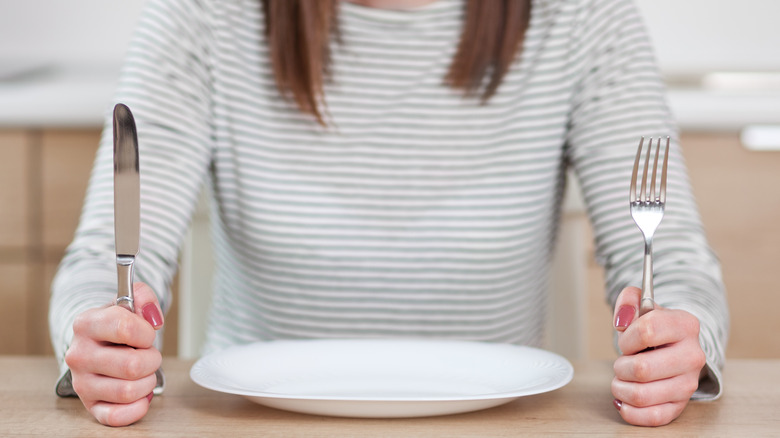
[[65, 282, 164, 426]]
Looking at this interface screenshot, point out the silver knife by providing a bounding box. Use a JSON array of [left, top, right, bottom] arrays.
[[113, 103, 140, 312], [113, 104, 165, 394], [57, 103, 164, 396]]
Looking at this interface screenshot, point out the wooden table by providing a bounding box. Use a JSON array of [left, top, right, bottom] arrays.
[[1, 357, 777, 437]]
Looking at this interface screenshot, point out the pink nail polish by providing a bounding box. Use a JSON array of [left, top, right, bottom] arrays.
[[142, 303, 163, 328], [614, 305, 635, 329], [613, 399, 622, 411]]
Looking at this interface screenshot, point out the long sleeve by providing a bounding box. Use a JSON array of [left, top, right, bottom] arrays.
[[564, 0, 729, 399], [49, 0, 215, 374]]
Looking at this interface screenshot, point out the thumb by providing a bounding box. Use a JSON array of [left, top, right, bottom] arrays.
[[613, 286, 641, 332], [132, 282, 164, 330]]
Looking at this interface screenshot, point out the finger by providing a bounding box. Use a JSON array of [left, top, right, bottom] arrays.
[[612, 373, 699, 407], [614, 339, 706, 382], [131, 282, 164, 330], [73, 306, 156, 348], [614, 399, 687, 427], [86, 344, 162, 380], [618, 309, 699, 355], [84, 393, 154, 427], [65, 336, 161, 379], [613, 287, 641, 332], [74, 372, 158, 405]]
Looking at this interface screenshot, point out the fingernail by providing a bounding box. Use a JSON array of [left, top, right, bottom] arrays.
[[147, 392, 154, 403], [614, 305, 635, 329], [613, 399, 622, 411], [142, 303, 163, 328]]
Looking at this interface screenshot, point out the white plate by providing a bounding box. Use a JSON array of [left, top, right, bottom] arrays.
[[190, 339, 573, 418]]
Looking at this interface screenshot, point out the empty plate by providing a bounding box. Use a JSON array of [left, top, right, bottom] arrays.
[[190, 339, 573, 418]]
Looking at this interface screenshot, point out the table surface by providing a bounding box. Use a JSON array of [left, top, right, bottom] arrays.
[[1, 357, 778, 437]]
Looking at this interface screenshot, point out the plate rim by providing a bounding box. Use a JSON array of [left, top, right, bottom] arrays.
[[190, 339, 574, 402]]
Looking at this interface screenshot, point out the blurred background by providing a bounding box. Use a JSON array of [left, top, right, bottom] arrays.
[[1, 0, 778, 360]]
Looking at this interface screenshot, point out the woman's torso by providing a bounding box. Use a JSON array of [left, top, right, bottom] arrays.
[[200, 0, 577, 352]]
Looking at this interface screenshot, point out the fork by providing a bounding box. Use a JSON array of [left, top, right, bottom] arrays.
[[629, 136, 669, 316]]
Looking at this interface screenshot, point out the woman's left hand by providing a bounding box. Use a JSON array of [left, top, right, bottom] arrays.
[[611, 286, 707, 426]]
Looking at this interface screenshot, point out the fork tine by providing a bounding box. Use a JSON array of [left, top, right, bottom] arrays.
[[650, 137, 661, 202], [630, 137, 644, 203], [659, 136, 670, 204], [640, 137, 652, 202]]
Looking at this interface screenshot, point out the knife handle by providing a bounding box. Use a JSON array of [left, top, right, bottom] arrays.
[[116, 255, 135, 313], [115, 255, 167, 395]]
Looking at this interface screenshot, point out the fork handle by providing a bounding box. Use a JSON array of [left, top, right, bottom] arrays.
[[639, 242, 655, 316]]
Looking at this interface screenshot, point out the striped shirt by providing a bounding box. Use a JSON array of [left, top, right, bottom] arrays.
[[50, 0, 728, 398]]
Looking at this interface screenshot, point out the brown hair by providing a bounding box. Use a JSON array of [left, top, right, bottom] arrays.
[[261, 0, 531, 125]]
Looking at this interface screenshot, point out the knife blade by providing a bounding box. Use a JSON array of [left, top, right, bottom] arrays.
[[113, 103, 140, 312]]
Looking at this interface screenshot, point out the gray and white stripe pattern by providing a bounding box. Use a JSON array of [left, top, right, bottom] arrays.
[[50, 0, 728, 398]]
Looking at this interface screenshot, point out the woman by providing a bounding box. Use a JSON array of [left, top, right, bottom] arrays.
[[51, 0, 728, 427]]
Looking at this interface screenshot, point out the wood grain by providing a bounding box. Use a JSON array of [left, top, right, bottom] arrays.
[[40, 129, 101, 249], [0, 264, 31, 354], [681, 132, 780, 358], [1, 357, 777, 437], [0, 131, 30, 249]]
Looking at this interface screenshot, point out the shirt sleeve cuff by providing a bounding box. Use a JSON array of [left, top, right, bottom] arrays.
[[691, 359, 723, 401]]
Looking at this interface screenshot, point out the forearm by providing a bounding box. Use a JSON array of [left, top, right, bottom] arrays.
[[49, 258, 117, 374], [562, 0, 729, 399]]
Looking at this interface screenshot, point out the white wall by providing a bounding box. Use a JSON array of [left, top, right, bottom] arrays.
[[0, 0, 146, 66], [636, 0, 780, 76]]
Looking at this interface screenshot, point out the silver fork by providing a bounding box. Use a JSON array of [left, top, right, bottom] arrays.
[[629, 136, 669, 316]]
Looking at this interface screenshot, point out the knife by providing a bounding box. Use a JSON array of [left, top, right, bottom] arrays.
[[56, 103, 164, 397], [113, 104, 165, 394], [113, 103, 140, 312]]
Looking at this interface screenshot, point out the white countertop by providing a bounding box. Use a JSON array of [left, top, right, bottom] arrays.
[[668, 89, 780, 132], [0, 62, 118, 128]]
